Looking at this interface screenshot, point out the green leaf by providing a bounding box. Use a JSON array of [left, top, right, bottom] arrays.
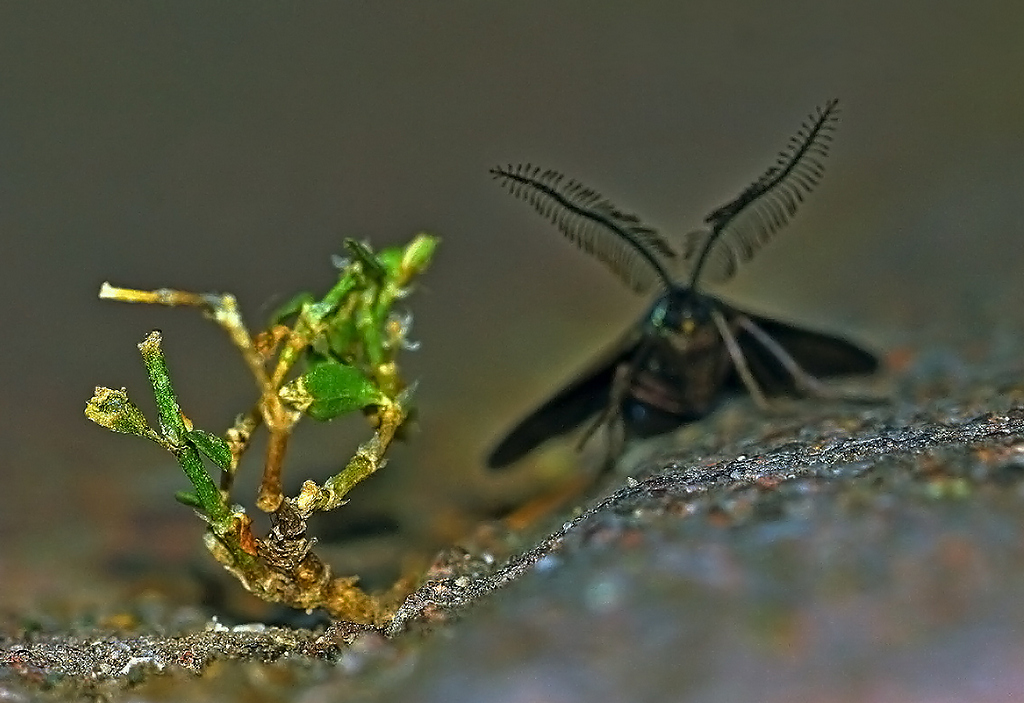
[[85, 386, 160, 441], [399, 233, 438, 280], [174, 491, 203, 509], [186, 429, 233, 470], [279, 360, 384, 421], [376, 246, 404, 279], [268, 291, 314, 326], [344, 239, 387, 283], [325, 315, 359, 359], [137, 331, 189, 444]]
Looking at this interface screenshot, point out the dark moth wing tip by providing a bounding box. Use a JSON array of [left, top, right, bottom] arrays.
[[483, 332, 636, 470], [486, 436, 529, 470], [731, 308, 880, 399], [484, 378, 609, 470]]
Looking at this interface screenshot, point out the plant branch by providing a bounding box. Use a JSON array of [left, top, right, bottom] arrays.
[[89, 234, 439, 626]]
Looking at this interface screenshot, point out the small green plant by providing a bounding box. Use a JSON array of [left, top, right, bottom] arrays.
[[85, 234, 437, 626]]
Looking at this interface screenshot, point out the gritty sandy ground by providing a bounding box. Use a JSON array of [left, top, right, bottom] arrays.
[[5, 356, 1024, 702]]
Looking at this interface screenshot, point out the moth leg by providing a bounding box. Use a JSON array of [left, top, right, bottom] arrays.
[[577, 362, 629, 467], [711, 308, 770, 410], [576, 403, 609, 452], [602, 406, 626, 474], [735, 314, 841, 399]]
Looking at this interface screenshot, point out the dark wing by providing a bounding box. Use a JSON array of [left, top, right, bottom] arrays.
[[725, 305, 878, 396], [680, 99, 840, 287], [490, 164, 675, 293], [486, 327, 642, 469]]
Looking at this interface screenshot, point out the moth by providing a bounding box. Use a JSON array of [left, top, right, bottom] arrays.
[[487, 98, 878, 470]]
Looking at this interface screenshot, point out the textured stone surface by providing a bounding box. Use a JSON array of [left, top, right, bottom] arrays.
[[6, 364, 1024, 701]]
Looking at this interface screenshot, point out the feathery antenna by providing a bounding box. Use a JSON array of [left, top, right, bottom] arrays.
[[681, 99, 840, 288], [490, 164, 676, 294]]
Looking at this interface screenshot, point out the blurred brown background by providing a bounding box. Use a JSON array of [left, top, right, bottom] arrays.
[[1, 3, 1023, 608]]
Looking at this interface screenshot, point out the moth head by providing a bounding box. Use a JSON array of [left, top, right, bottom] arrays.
[[650, 288, 713, 337]]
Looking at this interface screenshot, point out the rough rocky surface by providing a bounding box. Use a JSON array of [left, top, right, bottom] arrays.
[[5, 359, 1024, 702]]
